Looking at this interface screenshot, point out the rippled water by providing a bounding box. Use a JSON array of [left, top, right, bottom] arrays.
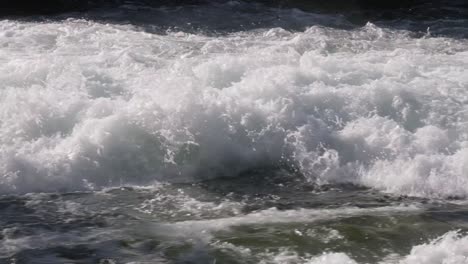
[[1, 1, 468, 263]]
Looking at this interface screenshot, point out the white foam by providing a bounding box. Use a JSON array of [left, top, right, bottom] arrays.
[[254, 231, 468, 264], [306, 253, 358, 264], [154, 205, 420, 239], [0, 4, 467, 197], [136, 183, 244, 219], [399, 231, 468, 264], [314, 231, 468, 264]]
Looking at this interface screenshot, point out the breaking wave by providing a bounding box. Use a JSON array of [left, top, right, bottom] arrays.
[[300, 231, 468, 264], [0, 2, 467, 197]]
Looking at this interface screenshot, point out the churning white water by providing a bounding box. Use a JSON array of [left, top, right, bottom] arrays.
[[0, 9, 468, 197], [0, 2, 467, 198], [262, 230, 468, 263], [0, 1, 468, 264], [2, 2, 468, 263]]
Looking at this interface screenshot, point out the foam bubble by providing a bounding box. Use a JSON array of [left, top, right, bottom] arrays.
[[254, 231, 468, 264], [307, 253, 358, 264], [0, 4, 467, 197], [399, 231, 468, 264], [153, 205, 420, 240]]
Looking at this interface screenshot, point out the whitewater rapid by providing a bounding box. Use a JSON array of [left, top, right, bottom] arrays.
[[250, 230, 468, 264], [0, 3, 467, 198]]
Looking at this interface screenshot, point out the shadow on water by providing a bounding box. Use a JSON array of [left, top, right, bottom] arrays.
[[0, 0, 467, 38]]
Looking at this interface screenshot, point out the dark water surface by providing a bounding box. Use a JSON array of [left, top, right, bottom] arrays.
[[2, 174, 468, 263]]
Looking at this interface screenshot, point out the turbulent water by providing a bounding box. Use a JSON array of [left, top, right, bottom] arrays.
[[1, 1, 468, 263]]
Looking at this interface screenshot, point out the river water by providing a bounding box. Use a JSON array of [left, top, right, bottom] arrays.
[[0, 1, 468, 263]]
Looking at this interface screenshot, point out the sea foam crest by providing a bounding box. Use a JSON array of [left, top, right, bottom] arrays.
[[302, 231, 468, 264], [0, 14, 467, 196]]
